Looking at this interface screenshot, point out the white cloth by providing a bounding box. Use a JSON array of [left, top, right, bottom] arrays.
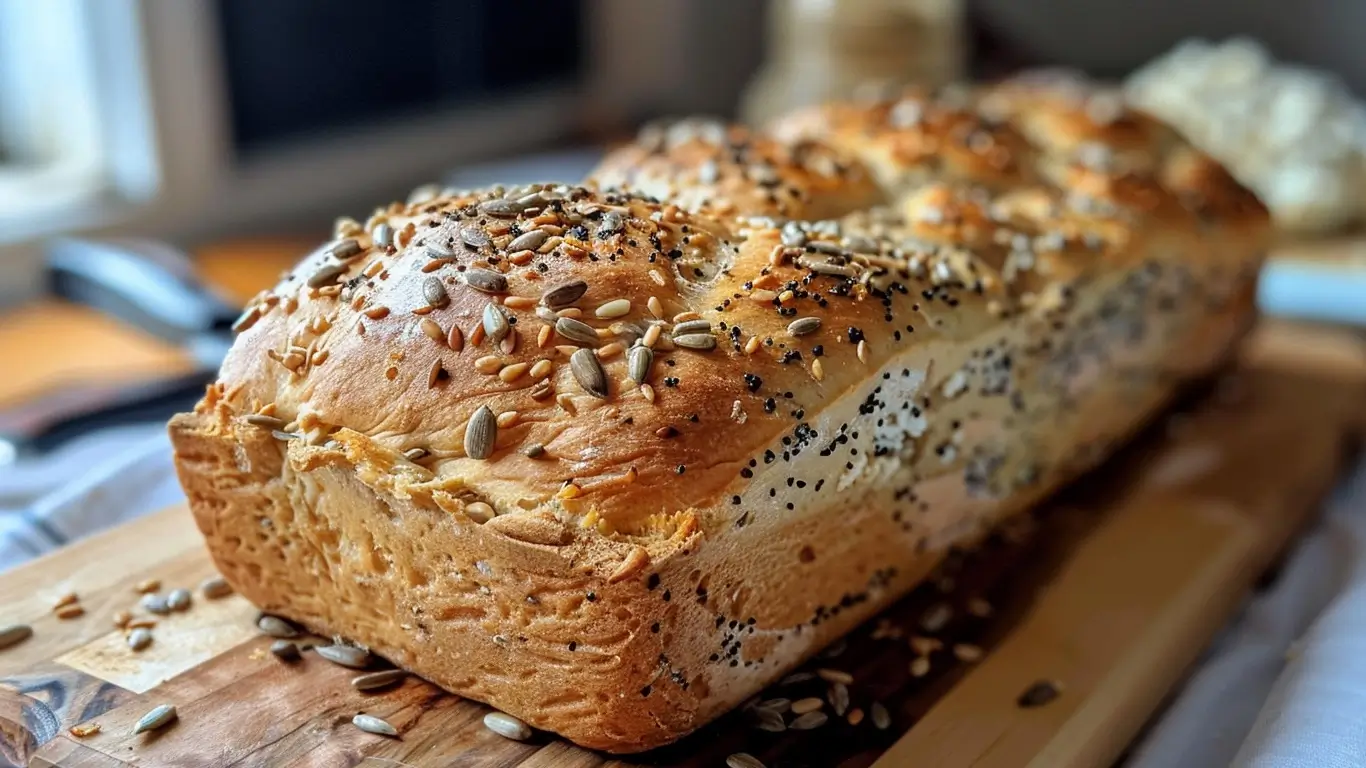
[[0, 423, 183, 569], [1128, 457, 1366, 767], [3, 424, 1365, 764]]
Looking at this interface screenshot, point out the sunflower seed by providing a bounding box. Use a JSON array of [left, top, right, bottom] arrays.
[[315, 644, 372, 669], [790, 711, 829, 730], [403, 447, 428, 462], [483, 711, 532, 741], [465, 405, 497, 460], [871, 701, 891, 730], [627, 345, 653, 383], [460, 226, 491, 249], [541, 279, 588, 308], [465, 267, 508, 294], [465, 501, 495, 523], [270, 640, 300, 661], [352, 713, 398, 737], [141, 593, 170, 615], [422, 277, 449, 308], [133, 705, 177, 735], [0, 624, 32, 650], [570, 349, 609, 398], [755, 698, 790, 714], [727, 754, 766, 768], [373, 223, 394, 248], [166, 588, 192, 612], [554, 317, 600, 346], [752, 707, 786, 732], [199, 576, 232, 599], [245, 414, 285, 430], [128, 628, 153, 651], [596, 211, 624, 237], [671, 319, 711, 336], [1017, 680, 1061, 708], [232, 306, 261, 334], [507, 229, 549, 253], [352, 669, 408, 692], [816, 668, 853, 685], [307, 262, 348, 288], [482, 304, 510, 343], [479, 198, 523, 218], [787, 317, 822, 337], [809, 240, 845, 256], [257, 615, 299, 638], [329, 238, 363, 261], [829, 683, 850, 716], [781, 222, 807, 248], [595, 299, 631, 319], [779, 671, 815, 686], [672, 333, 716, 350]]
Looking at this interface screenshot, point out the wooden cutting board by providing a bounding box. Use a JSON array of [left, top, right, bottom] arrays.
[[1, 320, 1363, 768]]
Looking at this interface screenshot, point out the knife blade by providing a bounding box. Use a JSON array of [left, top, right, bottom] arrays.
[[0, 238, 240, 461]]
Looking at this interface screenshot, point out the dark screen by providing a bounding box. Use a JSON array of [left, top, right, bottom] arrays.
[[214, 0, 584, 153]]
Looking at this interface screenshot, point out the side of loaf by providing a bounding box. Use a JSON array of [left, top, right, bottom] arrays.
[[170, 80, 1269, 753]]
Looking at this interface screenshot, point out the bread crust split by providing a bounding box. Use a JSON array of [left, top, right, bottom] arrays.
[[172, 77, 1269, 753]]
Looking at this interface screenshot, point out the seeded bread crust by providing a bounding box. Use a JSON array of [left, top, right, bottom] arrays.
[[171, 84, 1269, 753]]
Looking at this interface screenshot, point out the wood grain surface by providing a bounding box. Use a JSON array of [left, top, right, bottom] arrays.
[[0, 320, 1362, 768]]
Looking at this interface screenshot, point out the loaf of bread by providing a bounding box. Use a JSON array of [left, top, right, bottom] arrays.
[[170, 80, 1269, 753]]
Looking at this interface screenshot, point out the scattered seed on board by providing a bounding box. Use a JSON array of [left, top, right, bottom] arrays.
[[270, 640, 300, 662], [483, 711, 533, 741], [570, 348, 610, 398], [627, 345, 653, 383], [788, 316, 822, 336], [0, 624, 32, 650], [55, 604, 84, 620], [790, 697, 824, 715], [1017, 680, 1062, 708], [871, 701, 891, 730], [727, 754, 766, 768], [465, 267, 508, 294], [314, 644, 372, 669], [199, 576, 232, 599], [70, 722, 101, 738], [133, 704, 177, 735], [141, 594, 170, 615], [166, 588, 192, 612], [482, 304, 510, 343], [257, 615, 299, 638], [829, 683, 850, 716], [113, 610, 133, 629], [555, 316, 600, 346], [790, 711, 829, 730], [128, 628, 153, 651], [464, 405, 497, 460], [352, 713, 398, 737], [752, 707, 786, 732], [542, 279, 588, 308], [352, 669, 408, 692], [52, 592, 78, 610], [816, 668, 853, 685]]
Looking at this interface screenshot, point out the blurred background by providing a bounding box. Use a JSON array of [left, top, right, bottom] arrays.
[[1, 0, 1365, 520]]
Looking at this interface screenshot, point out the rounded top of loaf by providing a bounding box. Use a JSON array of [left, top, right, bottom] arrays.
[[587, 119, 882, 222]]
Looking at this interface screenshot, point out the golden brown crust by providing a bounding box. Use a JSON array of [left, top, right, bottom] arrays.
[[587, 120, 883, 222], [172, 77, 1271, 753]]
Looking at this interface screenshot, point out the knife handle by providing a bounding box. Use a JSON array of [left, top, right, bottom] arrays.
[[45, 238, 242, 347]]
